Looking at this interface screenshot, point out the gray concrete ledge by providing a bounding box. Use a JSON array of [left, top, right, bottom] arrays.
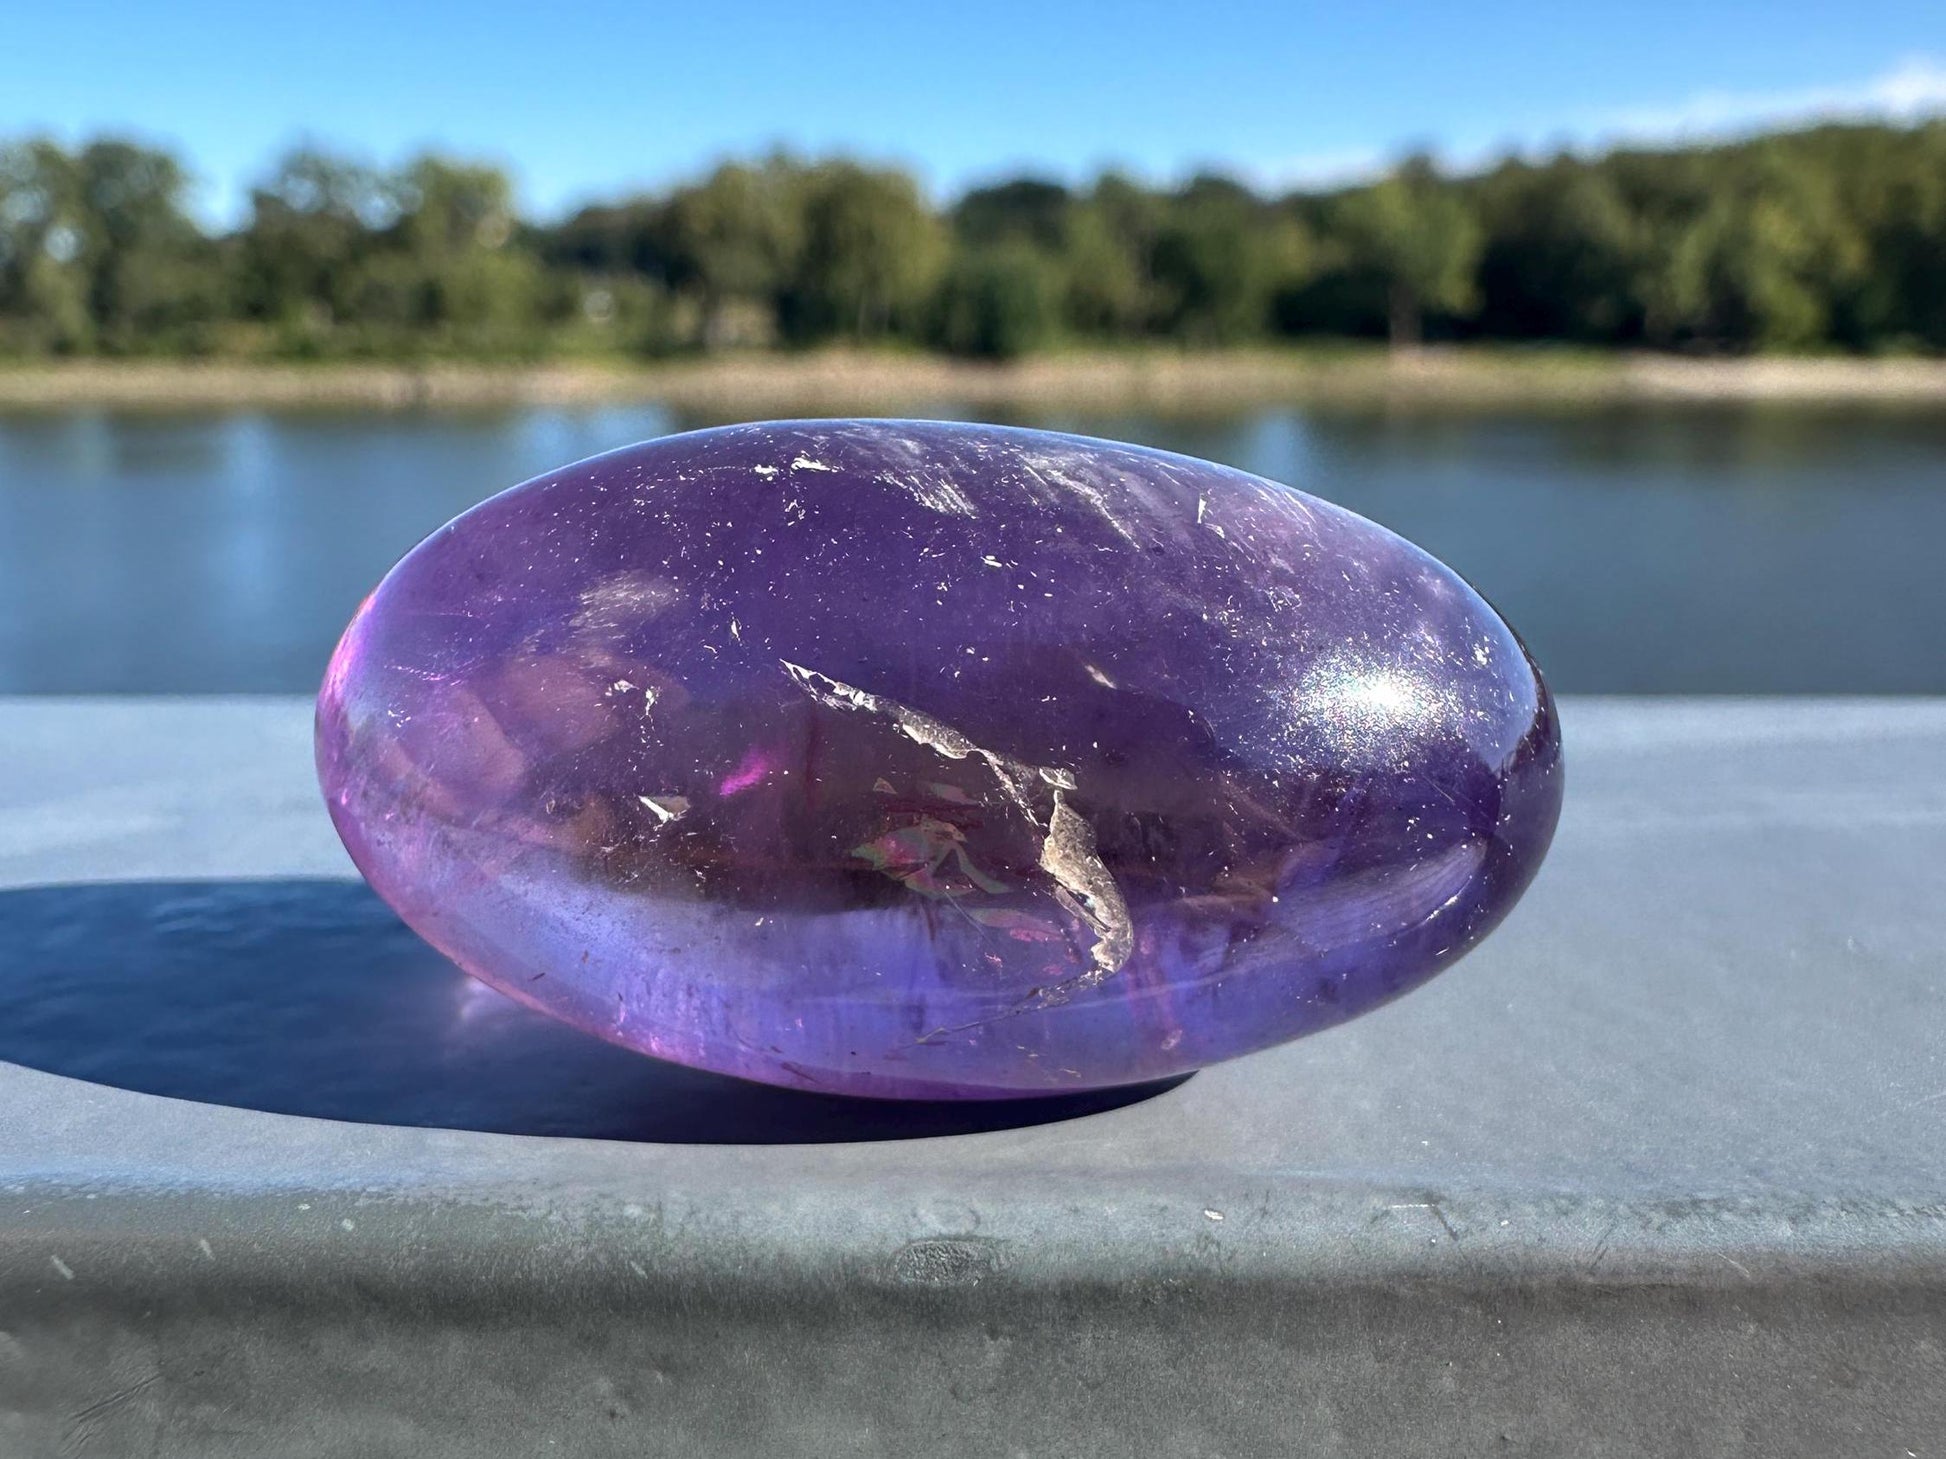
[[2, 697, 1944, 1456]]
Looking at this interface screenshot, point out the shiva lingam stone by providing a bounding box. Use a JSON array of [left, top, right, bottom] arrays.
[[317, 420, 1562, 1099]]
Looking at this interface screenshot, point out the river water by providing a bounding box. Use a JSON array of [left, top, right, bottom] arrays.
[[2, 400, 1941, 694]]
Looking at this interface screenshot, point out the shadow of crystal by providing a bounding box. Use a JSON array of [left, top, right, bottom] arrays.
[[0, 879, 1186, 1143]]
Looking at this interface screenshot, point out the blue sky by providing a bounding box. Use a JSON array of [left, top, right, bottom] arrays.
[[6, 0, 1946, 222]]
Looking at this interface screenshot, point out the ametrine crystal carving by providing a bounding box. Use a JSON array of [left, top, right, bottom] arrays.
[[317, 421, 1562, 1098]]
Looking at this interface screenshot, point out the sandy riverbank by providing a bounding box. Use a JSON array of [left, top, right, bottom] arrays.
[[4, 349, 1946, 412]]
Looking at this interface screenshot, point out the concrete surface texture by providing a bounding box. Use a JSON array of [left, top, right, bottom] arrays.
[[0, 696, 1943, 1456]]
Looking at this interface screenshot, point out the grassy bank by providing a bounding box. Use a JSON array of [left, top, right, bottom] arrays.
[[6, 348, 1946, 413]]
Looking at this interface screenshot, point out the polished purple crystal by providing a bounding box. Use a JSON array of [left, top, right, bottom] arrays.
[[317, 421, 1561, 1098]]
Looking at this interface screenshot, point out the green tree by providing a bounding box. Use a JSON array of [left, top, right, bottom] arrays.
[[1473, 158, 1644, 342], [1639, 143, 1867, 350], [1846, 121, 1946, 349], [1334, 156, 1483, 347], [953, 178, 1072, 251], [950, 176, 1154, 343], [662, 159, 805, 347], [1150, 175, 1311, 343], [784, 162, 943, 342], [361, 155, 546, 354], [542, 197, 672, 278], [6, 120, 1946, 361], [0, 140, 92, 352], [239, 146, 389, 346], [931, 240, 1060, 359], [1062, 174, 1158, 337], [61, 139, 222, 354]]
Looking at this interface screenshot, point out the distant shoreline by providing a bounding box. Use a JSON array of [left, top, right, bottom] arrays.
[[6, 349, 1946, 413]]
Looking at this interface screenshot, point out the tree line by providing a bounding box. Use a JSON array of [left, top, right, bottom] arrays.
[[1, 121, 1943, 361]]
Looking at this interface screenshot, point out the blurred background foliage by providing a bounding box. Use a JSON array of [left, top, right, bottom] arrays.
[[2, 121, 1944, 362]]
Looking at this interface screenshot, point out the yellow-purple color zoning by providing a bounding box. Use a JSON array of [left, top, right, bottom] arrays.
[[316, 421, 1562, 1098]]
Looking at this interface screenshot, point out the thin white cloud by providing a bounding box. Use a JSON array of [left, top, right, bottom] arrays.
[[1590, 55, 1946, 140], [1252, 55, 1946, 194]]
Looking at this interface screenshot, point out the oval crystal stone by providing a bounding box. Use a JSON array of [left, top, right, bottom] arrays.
[[317, 421, 1562, 1099]]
